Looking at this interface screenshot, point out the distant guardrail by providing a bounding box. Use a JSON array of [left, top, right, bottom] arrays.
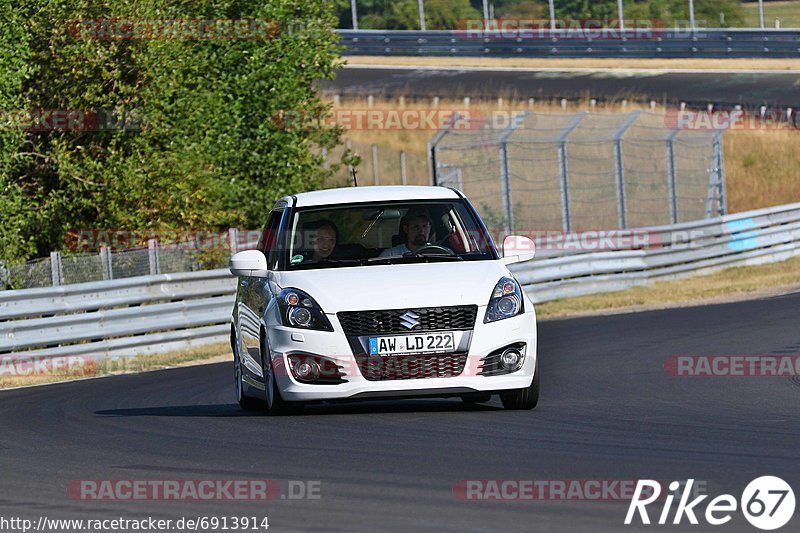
[[337, 29, 800, 58], [2, 202, 799, 361], [513, 202, 800, 302]]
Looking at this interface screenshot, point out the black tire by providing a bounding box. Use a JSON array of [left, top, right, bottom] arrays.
[[233, 337, 265, 411], [461, 393, 492, 404], [499, 359, 539, 410]]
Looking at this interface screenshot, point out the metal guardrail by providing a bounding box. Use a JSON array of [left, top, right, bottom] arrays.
[[512, 202, 800, 302], [1, 202, 799, 362], [338, 29, 800, 58], [0, 270, 236, 358]]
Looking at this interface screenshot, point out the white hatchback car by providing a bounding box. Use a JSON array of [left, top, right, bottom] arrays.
[[229, 186, 538, 414]]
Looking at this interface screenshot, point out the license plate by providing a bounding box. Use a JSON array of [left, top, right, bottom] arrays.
[[369, 332, 456, 356]]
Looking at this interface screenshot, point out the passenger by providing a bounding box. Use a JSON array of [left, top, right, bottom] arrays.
[[300, 220, 338, 262]]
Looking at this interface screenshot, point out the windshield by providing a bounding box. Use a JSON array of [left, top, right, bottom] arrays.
[[285, 200, 497, 270]]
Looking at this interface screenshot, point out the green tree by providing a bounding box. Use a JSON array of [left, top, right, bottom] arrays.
[[2, 0, 344, 263], [0, 3, 35, 264]]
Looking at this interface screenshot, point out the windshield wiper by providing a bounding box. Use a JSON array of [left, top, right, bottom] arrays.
[[366, 253, 462, 264], [404, 251, 463, 261], [291, 258, 364, 269]]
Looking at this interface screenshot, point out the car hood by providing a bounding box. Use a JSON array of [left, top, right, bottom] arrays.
[[272, 260, 509, 312]]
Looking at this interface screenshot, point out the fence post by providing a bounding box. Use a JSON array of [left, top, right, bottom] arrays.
[[418, 0, 426, 31], [706, 132, 727, 217], [714, 132, 727, 216], [498, 111, 529, 234], [100, 246, 113, 280], [350, 0, 358, 30], [400, 151, 408, 185], [228, 228, 239, 256], [372, 144, 379, 185], [612, 110, 641, 229], [666, 130, 679, 224], [50, 251, 63, 286], [427, 112, 460, 186], [148, 239, 161, 275], [556, 111, 588, 233]]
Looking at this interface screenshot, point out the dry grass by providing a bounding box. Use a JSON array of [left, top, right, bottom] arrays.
[[0, 342, 228, 389], [330, 97, 800, 214], [724, 129, 800, 213], [536, 256, 800, 320], [742, 1, 800, 27], [343, 56, 800, 71]]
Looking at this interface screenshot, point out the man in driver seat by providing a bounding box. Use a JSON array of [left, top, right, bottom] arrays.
[[380, 207, 446, 257]]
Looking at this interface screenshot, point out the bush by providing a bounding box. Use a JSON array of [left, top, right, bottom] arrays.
[[0, 0, 344, 263]]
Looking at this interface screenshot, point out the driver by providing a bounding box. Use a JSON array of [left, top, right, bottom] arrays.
[[380, 207, 444, 257]]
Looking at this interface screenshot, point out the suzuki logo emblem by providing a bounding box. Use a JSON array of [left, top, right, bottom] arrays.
[[399, 311, 420, 330]]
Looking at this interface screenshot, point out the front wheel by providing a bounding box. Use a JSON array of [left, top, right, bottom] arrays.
[[499, 359, 539, 410], [262, 347, 303, 416], [234, 341, 265, 411]]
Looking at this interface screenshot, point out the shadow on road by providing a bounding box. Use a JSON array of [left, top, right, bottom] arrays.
[[95, 399, 502, 417]]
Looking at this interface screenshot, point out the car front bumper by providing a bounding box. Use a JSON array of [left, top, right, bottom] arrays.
[[266, 307, 537, 402]]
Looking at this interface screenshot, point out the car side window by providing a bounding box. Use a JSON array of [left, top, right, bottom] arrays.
[[260, 209, 283, 269]]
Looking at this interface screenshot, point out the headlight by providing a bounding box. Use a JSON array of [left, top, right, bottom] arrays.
[[484, 276, 524, 323], [277, 288, 333, 331]]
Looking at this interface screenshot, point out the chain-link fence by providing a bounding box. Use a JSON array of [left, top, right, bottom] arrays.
[[2, 230, 262, 291], [430, 111, 726, 232]]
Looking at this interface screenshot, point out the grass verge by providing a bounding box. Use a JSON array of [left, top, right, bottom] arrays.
[[0, 342, 229, 390], [536, 256, 800, 320]]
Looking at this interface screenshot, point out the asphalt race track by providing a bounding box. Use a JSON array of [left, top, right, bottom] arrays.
[[1, 291, 799, 532], [319, 65, 800, 108]]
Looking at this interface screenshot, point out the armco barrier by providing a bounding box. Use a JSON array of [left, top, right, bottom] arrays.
[[0, 270, 236, 359], [512, 202, 800, 302], [1, 202, 799, 361], [338, 29, 800, 58]]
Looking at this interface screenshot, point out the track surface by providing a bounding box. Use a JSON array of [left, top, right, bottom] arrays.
[[319, 65, 800, 108], [2, 292, 799, 532]]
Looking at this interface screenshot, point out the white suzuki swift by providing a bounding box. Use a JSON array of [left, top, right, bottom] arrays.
[[229, 186, 538, 414]]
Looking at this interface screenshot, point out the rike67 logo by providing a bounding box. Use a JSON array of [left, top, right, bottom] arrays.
[[625, 477, 795, 530]]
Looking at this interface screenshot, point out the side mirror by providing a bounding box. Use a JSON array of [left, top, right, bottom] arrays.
[[501, 235, 535, 265], [230, 250, 269, 277]]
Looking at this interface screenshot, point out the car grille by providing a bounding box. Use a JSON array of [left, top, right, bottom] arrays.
[[355, 353, 468, 381], [338, 305, 478, 336]]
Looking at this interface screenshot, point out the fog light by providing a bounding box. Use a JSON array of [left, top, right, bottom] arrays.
[[500, 348, 523, 370], [294, 359, 320, 381]]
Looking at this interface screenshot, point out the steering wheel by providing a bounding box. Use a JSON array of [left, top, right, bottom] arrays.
[[410, 244, 456, 256]]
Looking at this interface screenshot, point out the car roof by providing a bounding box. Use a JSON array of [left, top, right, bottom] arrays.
[[285, 186, 461, 208]]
